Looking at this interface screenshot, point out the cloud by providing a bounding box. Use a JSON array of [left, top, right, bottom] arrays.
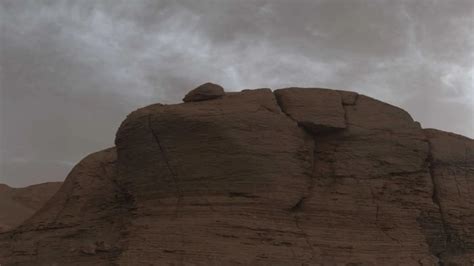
[[1, 0, 473, 186]]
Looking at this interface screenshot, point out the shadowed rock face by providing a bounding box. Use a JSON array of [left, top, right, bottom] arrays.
[[0, 86, 472, 265], [0, 182, 61, 233]]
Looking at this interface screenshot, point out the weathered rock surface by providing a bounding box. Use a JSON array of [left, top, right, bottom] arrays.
[[275, 88, 348, 132], [0, 147, 132, 265], [182, 82, 225, 102], [424, 129, 474, 265], [0, 86, 472, 265], [0, 182, 61, 233]]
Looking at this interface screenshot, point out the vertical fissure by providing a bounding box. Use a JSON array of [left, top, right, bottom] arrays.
[[147, 114, 187, 258], [293, 215, 316, 261], [426, 140, 448, 265], [273, 91, 319, 261], [147, 114, 182, 216]]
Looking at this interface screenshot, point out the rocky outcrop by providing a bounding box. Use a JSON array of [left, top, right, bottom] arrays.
[[0, 85, 472, 265], [0, 182, 61, 233], [0, 148, 131, 265]]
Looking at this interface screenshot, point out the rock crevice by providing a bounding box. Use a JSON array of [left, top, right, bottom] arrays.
[[272, 90, 319, 261], [426, 139, 449, 264], [272, 90, 316, 209], [147, 114, 182, 215]]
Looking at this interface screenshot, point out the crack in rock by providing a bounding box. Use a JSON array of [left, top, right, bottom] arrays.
[[426, 140, 449, 265], [272, 91, 317, 261], [147, 114, 182, 217], [273, 91, 315, 209], [147, 114, 187, 259], [292, 215, 316, 262]]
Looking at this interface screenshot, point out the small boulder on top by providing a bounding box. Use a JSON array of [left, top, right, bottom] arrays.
[[183, 82, 225, 102]]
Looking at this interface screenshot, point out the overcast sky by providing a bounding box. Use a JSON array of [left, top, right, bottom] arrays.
[[1, 0, 473, 187]]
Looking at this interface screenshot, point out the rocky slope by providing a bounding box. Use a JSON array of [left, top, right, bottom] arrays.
[[0, 85, 472, 265], [0, 182, 61, 233]]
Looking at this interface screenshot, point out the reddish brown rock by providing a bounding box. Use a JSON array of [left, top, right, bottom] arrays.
[[337, 89, 359, 105], [275, 87, 347, 133], [182, 82, 225, 102], [294, 93, 441, 265], [115, 88, 313, 265], [0, 148, 130, 265], [0, 182, 61, 233], [0, 87, 472, 265], [424, 129, 474, 265]]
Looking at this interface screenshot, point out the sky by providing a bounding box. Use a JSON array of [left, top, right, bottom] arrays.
[[0, 0, 473, 187]]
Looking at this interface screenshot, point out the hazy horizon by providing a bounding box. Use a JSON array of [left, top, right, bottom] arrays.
[[1, 0, 473, 187]]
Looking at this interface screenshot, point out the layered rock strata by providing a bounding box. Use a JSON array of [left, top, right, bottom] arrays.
[[0, 86, 472, 265]]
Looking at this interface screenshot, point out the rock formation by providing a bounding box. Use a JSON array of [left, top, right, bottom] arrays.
[[0, 84, 472, 265], [182, 82, 225, 102], [0, 182, 61, 233]]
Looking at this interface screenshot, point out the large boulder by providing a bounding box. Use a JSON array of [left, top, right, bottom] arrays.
[[182, 82, 225, 102]]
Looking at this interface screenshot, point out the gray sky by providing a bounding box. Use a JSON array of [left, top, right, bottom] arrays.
[[1, 0, 473, 187]]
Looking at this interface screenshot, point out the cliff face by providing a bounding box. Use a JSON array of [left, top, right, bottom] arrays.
[[0, 182, 61, 233], [0, 86, 472, 265]]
